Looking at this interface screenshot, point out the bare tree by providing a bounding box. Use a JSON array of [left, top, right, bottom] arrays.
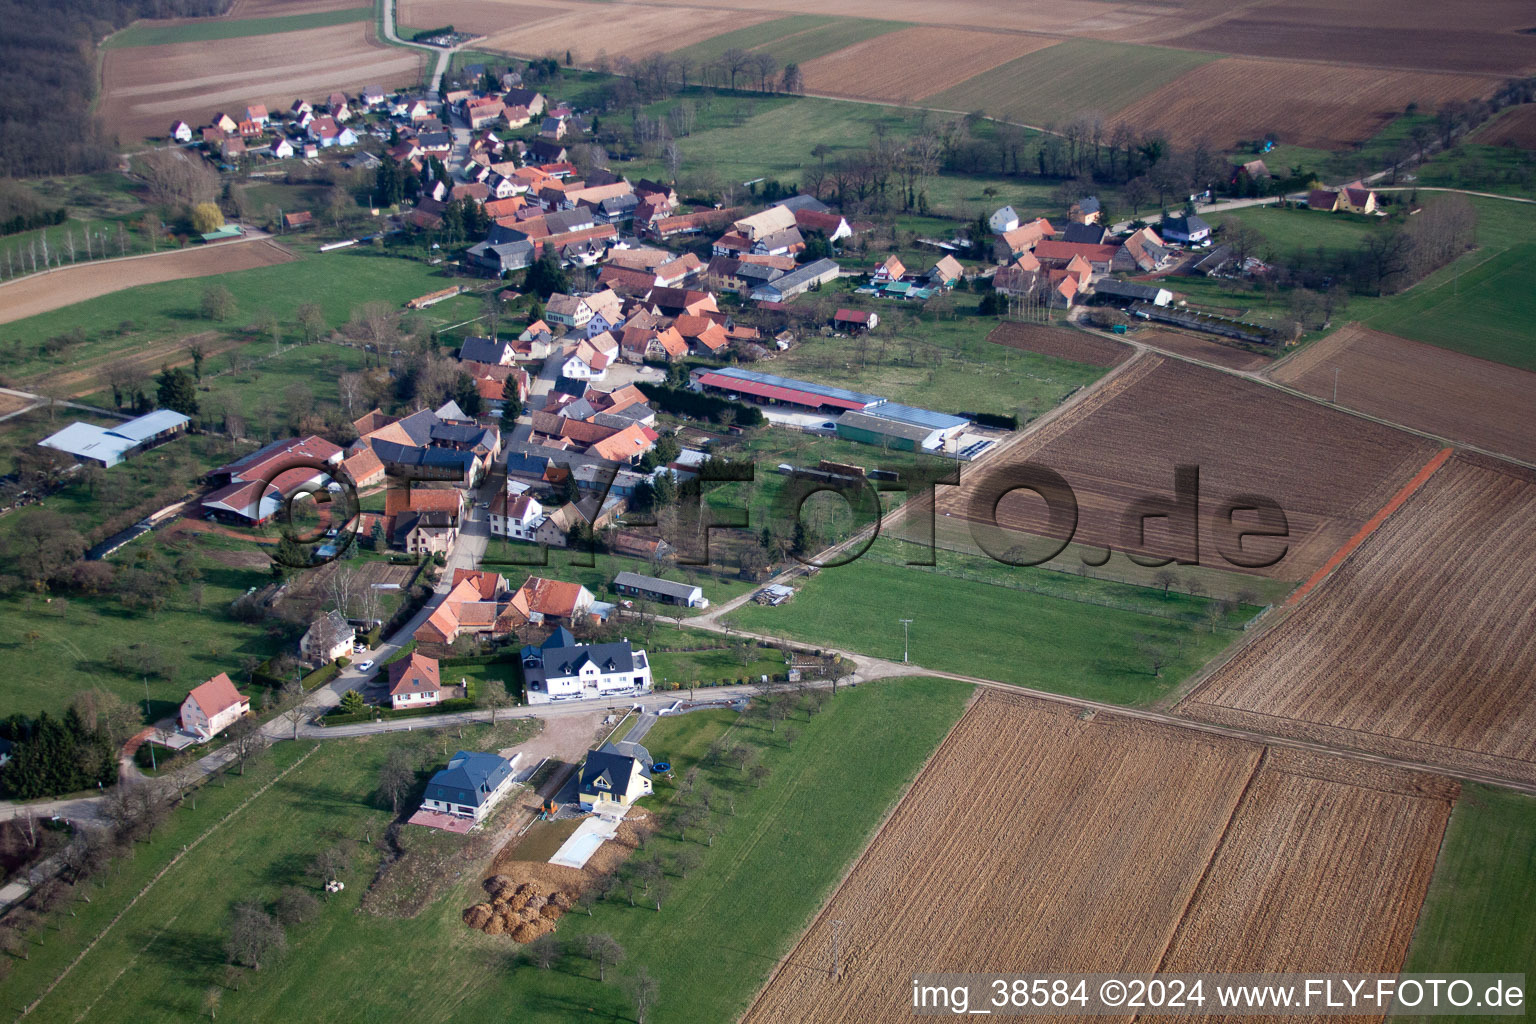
[[277, 680, 310, 741], [584, 933, 625, 981], [226, 903, 285, 970], [227, 716, 267, 775], [630, 966, 659, 1023], [527, 933, 560, 969], [378, 747, 414, 814]]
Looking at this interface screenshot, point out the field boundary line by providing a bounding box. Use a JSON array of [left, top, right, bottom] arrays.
[[18, 745, 318, 1020], [1141, 747, 1267, 994], [1284, 446, 1452, 607], [735, 687, 982, 1022]]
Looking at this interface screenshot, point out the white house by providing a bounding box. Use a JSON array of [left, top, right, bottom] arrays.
[[179, 673, 250, 741], [989, 205, 1020, 234], [170, 121, 193, 143], [490, 492, 544, 540], [270, 137, 294, 159], [521, 627, 651, 704], [544, 293, 593, 330], [561, 336, 614, 381], [421, 750, 517, 821], [1160, 214, 1212, 245], [388, 652, 443, 709], [300, 610, 354, 664]]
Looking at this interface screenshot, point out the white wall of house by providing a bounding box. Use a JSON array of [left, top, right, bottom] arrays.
[[526, 649, 651, 704], [179, 696, 249, 741], [391, 689, 441, 710]]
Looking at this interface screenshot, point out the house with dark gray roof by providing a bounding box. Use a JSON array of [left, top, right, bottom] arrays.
[[459, 334, 517, 364], [1092, 278, 1173, 306], [613, 571, 707, 608], [578, 746, 652, 812], [466, 238, 535, 276], [519, 627, 651, 704], [421, 750, 516, 821]]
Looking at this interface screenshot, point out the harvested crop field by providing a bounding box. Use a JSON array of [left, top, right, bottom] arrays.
[[1165, 0, 1536, 75], [799, 28, 1055, 103], [1270, 324, 1536, 463], [986, 322, 1129, 367], [1180, 454, 1536, 787], [483, 4, 774, 60], [1131, 327, 1271, 370], [649, 0, 1149, 35], [100, 22, 424, 142], [935, 355, 1435, 580], [395, 0, 564, 37], [1113, 60, 1501, 150], [1156, 748, 1455, 979], [744, 692, 1456, 1023], [1476, 103, 1536, 150], [0, 238, 295, 325], [923, 38, 1215, 124]]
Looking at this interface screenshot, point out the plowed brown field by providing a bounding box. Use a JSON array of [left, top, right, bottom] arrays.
[[934, 355, 1435, 579], [986, 322, 1130, 367], [0, 238, 295, 325], [1133, 328, 1271, 371], [1113, 60, 1501, 149], [799, 27, 1054, 102], [100, 22, 423, 142], [1180, 455, 1536, 786], [482, 4, 774, 60], [1270, 324, 1536, 463], [1165, 0, 1536, 75], [395, 0, 563, 37], [744, 693, 1456, 1024], [744, 693, 1262, 1023], [644, 0, 1147, 35], [1156, 749, 1454, 993], [1477, 104, 1536, 149]]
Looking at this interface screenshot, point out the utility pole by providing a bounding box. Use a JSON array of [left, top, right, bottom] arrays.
[[1333, 366, 1341, 404], [143, 677, 156, 772], [830, 919, 844, 980], [898, 619, 912, 664]]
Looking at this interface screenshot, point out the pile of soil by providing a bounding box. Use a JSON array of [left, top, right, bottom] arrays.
[[462, 875, 575, 942]]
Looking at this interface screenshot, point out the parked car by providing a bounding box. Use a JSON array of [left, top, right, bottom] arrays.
[[355, 660, 375, 673]]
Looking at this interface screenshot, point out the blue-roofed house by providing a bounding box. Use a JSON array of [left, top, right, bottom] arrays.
[[421, 751, 517, 821]]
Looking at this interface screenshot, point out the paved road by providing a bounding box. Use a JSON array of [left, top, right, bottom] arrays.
[[0, 387, 124, 423], [378, 0, 456, 95]]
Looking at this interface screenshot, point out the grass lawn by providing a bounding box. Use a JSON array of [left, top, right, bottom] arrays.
[[1396, 784, 1536, 1022], [0, 521, 285, 720], [923, 39, 1216, 124], [103, 6, 372, 47], [1366, 242, 1536, 371], [7, 678, 970, 1023], [773, 305, 1107, 418], [3, 250, 469, 382], [623, 90, 1065, 217], [1225, 204, 1382, 261], [670, 14, 841, 64], [723, 538, 1247, 705], [643, 624, 786, 687]]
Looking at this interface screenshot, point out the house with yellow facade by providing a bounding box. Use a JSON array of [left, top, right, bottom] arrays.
[[577, 746, 652, 813]]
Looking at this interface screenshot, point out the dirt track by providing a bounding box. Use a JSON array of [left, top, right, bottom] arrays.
[[0, 237, 294, 325]]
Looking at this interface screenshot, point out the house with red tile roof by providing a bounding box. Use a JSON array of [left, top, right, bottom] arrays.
[[389, 652, 443, 709], [180, 673, 250, 741]]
